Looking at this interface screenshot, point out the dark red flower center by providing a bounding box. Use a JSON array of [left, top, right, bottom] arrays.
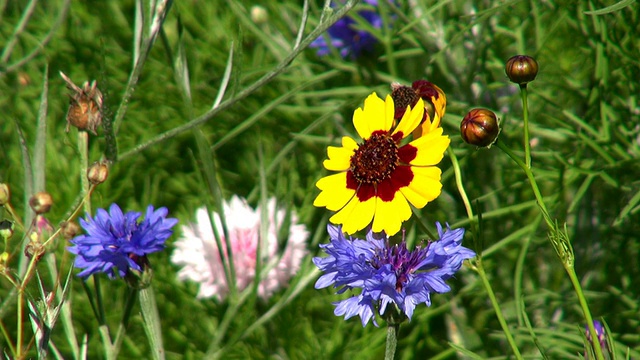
[[350, 132, 398, 184]]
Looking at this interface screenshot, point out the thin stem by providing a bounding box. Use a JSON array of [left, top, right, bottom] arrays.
[[384, 324, 399, 360], [568, 266, 605, 360], [474, 259, 523, 360], [495, 140, 552, 228], [117, 0, 360, 161], [448, 148, 474, 221], [520, 84, 531, 168]]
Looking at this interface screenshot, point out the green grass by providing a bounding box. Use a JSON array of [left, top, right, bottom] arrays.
[[1, 0, 639, 359]]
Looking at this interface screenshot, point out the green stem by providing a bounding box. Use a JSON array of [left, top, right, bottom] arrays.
[[520, 84, 531, 168], [495, 141, 552, 228], [117, 0, 360, 161], [495, 142, 604, 360], [139, 287, 165, 360], [475, 260, 523, 360], [567, 266, 604, 360], [384, 323, 399, 360], [448, 148, 474, 223]]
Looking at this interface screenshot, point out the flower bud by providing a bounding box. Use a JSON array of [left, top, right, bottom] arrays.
[[29, 191, 53, 214], [87, 161, 109, 185], [250, 5, 268, 24], [0, 183, 9, 206], [460, 108, 500, 147], [25, 232, 45, 262], [0, 220, 13, 241], [60, 72, 103, 135], [505, 55, 538, 85], [61, 221, 81, 240]]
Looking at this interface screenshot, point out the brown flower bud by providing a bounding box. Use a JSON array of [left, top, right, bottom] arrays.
[[505, 55, 538, 85], [60, 72, 103, 135], [0, 183, 9, 206], [460, 109, 500, 147], [25, 232, 45, 262], [87, 161, 109, 185], [61, 221, 81, 240], [29, 191, 53, 214]]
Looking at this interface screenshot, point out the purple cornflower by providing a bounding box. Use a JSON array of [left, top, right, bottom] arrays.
[[68, 203, 178, 279], [313, 223, 475, 326], [310, 0, 386, 58]]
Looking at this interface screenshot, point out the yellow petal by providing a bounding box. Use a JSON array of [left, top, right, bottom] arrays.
[[371, 195, 411, 236], [393, 98, 424, 139], [330, 196, 375, 234], [313, 172, 355, 211], [399, 166, 442, 208], [323, 136, 358, 171], [353, 93, 393, 140], [408, 129, 450, 166]]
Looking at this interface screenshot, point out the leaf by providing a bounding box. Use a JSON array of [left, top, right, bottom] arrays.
[[584, 0, 636, 15]]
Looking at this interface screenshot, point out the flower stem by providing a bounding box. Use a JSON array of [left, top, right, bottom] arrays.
[[474, 259, 523, 360], [385, 323, 399, 360], [495, 140, 604, 360], [448, 148, 474, 222], [139, 287, 165, 360], [568, 266, 605, 360], [520, 84, 531, 168], [494, 140, 552, 227]]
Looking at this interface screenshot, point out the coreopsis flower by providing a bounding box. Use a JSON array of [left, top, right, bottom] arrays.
[[310, 0, 386, 59], [313, 92, 450, 236], [391, 80, 447, 138], [68, 204, 178, 279], [313, 223, 475, 326], [171, 196, 308, 301]]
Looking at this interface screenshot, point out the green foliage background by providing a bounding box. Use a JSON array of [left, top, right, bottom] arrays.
[[0, 0, 639, 359]]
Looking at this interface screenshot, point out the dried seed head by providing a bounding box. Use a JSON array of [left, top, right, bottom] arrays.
[[87, 161, 109, 185], [60, 71, 103, 135], [61, 221, 81, 240], [29, 191, 53, 214], [460, 108, 500, 148]]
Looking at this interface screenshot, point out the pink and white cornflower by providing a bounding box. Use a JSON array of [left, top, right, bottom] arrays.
[[171, 196, 308, 301], [313, 223, 475, 326]]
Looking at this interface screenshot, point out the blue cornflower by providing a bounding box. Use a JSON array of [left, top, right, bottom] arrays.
[[585, 320, 609, 359], [313, 223, 475, 326], [68, 203, 178, 279], [310, 0, 386, 59]]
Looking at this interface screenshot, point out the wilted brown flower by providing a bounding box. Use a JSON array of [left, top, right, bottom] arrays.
[[60, 71, 103, 135]]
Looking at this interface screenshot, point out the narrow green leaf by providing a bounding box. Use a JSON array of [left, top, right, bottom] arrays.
[[584, 0, 636, 15]]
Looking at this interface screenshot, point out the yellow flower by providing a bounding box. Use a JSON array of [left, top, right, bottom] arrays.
[[313, 92, 450, 235]]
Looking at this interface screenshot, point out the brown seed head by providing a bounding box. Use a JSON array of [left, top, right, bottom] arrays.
[[61, 221, 82, 240], [87, 161, 109, 185], [60, 72, 104, 135], [29, 191, 53, 214]]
